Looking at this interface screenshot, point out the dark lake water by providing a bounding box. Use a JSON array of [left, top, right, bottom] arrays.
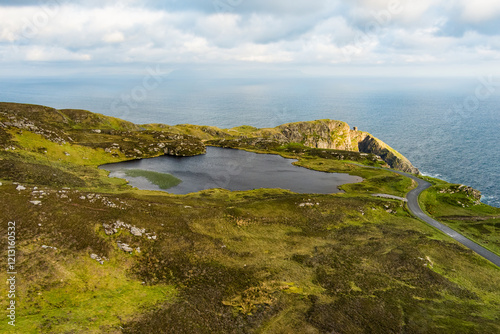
[[99, 147, 363, 194]]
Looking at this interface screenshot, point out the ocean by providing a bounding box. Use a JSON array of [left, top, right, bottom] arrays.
[[1, 74, 499, 207]]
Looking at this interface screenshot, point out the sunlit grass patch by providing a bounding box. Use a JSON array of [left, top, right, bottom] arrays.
[[0, 253, 177, 334]]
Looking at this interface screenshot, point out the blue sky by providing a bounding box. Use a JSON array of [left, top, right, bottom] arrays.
[[0, 0, 499, 77]]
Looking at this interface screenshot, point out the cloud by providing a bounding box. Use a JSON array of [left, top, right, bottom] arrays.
[[24, 45, 91, 61], [0, 0, 499, 76], [459, 0, 500, 22]]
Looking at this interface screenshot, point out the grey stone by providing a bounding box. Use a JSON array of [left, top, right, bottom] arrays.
[[117, 242, 134, 252], [130, 226, 144, 237]]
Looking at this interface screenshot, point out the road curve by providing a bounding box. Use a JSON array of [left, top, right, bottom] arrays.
[[388, 169, 500, 267]]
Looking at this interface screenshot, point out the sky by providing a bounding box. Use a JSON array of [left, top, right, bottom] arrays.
[[0, 0, 499, 78]]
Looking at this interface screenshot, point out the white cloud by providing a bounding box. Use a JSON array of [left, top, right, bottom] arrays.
[[0, 1, 499, 75], [24, 46, 91, 61], [102, 31, 125, 43], [460, 0, 500, 22]]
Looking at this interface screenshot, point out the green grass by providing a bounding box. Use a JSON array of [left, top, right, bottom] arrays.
[[0, 255, 176, 334], [2, 102, 500, 333], [291, 156, 414, 197], [419, 183, 500, 257], [10, 130, 124, 167], [2, 161, 500, 333], [124, 169, 182, 189]]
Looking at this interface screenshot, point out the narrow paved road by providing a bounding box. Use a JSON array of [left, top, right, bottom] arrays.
[[389, 169, 500, 267]]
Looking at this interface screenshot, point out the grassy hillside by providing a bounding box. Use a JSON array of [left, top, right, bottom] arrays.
[[419, 177, 500, 257], [0, 103, 499, 333]]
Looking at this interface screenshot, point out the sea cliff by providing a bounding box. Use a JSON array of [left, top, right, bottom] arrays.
[[170, 119, 419, 174]]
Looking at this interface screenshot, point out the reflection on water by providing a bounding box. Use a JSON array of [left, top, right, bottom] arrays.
[[100, 147, 363, 195]]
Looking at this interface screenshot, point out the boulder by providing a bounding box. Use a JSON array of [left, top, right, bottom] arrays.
[[117, 242, 134, 253], [130, 226, 144, 237]]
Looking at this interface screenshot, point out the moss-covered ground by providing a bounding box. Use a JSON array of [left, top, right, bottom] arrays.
[[0, 103, 499, 333]]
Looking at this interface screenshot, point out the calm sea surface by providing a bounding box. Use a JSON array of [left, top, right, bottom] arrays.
[[1, 75, 499, 206]]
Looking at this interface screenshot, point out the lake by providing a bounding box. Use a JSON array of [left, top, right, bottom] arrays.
[[99, 147, 363, 194]]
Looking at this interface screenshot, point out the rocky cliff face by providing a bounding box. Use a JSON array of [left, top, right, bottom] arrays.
[[357, 134, 419, 174], [273, 120, 419, 174], [274, 120, 356, 151]]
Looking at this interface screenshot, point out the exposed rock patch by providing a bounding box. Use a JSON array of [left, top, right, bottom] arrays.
[[90, 253, 108, 265], [103, 220, 156, 240], [438, 184, 482, 206], [276, 120, 355, 151], [117, 242, 134, 253]]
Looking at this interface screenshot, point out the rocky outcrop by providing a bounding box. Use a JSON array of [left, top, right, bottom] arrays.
[[272, 120, 419, 174], [357, 134, 419, 174], [163, 135, 206, 156], [438, 184, 482, 206], [274, 120, 356, 151]]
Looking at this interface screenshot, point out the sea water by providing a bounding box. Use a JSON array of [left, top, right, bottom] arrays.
[[1, 75, 498, 207]]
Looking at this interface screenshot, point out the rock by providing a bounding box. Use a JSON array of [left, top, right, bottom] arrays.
[[16, 185, 26, 191], [0, 182, 2, 186], [64, 152, 70, 156], [42, 245, 57, 250], [102, 223, 117, 235], [358, 135, 419, 174], [30, 200, 42, 205], [117, 242, 134, 253], [90, 253, 104, 264], [277, 120, 356, 151], [130, 226, 144, 237]]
